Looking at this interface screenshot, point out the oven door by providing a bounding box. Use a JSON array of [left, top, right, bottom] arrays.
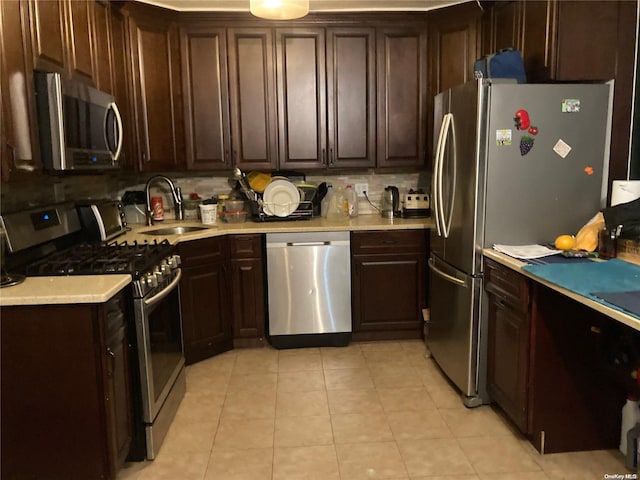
[[133, 269, 184, 424]]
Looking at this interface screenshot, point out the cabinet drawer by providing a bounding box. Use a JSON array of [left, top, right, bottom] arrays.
[[351, 230, 426, 254], [229, 234, 263, 259], [178, 236, 227, 266], [485, 259, 530, 311]]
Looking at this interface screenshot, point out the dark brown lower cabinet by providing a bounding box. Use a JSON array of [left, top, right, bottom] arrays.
[[485, 258, 633, 454], [229, 234, 266, 347], [351, 230, 428, 341], [1, 291, 132, 480], [179, 236, 233, 364], [485, 258, 531, 433]]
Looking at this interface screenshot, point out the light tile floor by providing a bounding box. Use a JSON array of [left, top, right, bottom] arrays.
[[118, 340, 629, 480]]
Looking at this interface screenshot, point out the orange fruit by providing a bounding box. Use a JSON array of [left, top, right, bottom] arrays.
[[554, 234, 576, 251]]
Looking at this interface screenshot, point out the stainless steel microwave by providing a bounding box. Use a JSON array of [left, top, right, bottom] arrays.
[[34, 72, 123, 171]]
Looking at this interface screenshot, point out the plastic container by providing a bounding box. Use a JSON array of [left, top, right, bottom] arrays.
[[225, 199, 245, 211], [620, 395, 640, 454], [199, 203, 218, 225], [183, 199, 201, 220], [224, 210, 247, 223]]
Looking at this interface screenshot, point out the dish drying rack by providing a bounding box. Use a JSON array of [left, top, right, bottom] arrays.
[[247, 196, 314, 222]]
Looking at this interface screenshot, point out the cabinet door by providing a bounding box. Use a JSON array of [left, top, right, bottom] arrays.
[[486, 293, 530, 433], [180, 261, 233, 365], [104, 324, 132, 474], [1, 0, 41, 180], [276, 28, 326, 170], [67, 0, 96, 83], [228, 28, 278, 170], [94, 0, 114, 94], [181, 27, 231, 170], [28, 0, 67, 73], [520, 0, 556, 82], [110, 8, 134, 170], [376, 27, 427, 167], [351, 253, 425, 339], [230, 258, 265, 340], [326, 28, 376, 168], [491, 1, 521, 52], [129, 14, 184, 171]]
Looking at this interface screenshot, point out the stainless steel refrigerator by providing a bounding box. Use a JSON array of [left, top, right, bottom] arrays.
[[427, 79, 613, 407]]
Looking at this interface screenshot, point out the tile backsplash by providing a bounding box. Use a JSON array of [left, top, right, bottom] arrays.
[[1, 170, 431, 219]]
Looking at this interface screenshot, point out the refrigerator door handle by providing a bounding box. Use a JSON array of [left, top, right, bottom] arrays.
[[428, 257, 466, 286], [432, 116, 447, 237], [437, 114, 454, 238], [443, 113, 457, 238]]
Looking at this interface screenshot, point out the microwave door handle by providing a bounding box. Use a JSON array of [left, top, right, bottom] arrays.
[[437, 114, 452, 238], [106, 102, 123, 161], [433, 116, 447, 237]]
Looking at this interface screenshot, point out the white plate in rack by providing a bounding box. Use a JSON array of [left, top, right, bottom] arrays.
[[262, 178, 300, 217]]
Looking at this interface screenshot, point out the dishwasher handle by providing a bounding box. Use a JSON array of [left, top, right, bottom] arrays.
[[268, 240, 351, 248], [287, 241, 330, 247]]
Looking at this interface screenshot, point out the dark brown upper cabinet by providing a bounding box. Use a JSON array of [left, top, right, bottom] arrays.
[[28, 0, 97, 85], [276, 28, 327, 170], [326, 27, 376, 168], [483, 0, 637, 192], [93, 0, 114, 95], [376, 27, 428, 168], [128, 9, 185, 171], [1, 0, 41, 181], [427, 3, 481, 165], [181, 26, 231, 170], [227, 28, 279, 171]]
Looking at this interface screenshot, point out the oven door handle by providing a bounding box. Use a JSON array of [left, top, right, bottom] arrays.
[[144, 268, 182, 308]]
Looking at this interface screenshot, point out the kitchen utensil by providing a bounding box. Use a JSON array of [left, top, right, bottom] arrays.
[[380, 186, 400, 218], [263, 178, 301, 217], [232, 167, 258, 202]]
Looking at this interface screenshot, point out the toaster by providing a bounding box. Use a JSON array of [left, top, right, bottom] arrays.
[[402, 190, 430, 218]]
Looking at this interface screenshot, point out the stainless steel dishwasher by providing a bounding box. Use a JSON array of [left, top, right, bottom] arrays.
[[266, 231, 351, 348]]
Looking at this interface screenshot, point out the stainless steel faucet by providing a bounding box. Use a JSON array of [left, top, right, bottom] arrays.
[[145, 175, 184, 226]]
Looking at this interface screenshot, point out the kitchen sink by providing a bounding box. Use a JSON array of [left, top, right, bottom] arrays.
[[141, 226, 211, 236]]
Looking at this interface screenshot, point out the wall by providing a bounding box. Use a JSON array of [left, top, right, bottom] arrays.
[[116, 171, 432, 222]]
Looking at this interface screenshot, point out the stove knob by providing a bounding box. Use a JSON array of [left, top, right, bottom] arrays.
[[145, 272, 158, 288], [167, 255, 180, 269]]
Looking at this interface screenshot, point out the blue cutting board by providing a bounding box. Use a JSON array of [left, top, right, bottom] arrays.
[[522, 259, 640, 318]]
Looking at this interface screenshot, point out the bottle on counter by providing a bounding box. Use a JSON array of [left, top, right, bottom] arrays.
[[345, 184, 358, 217], [321, 184, 333, 218], [620, 395, 640, 455], [218, 194, 229, 223]]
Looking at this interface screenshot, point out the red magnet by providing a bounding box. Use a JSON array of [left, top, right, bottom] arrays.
[[514, 109, 531, 130], [528, 126, 539, 135], [584, 166, 594, 176]]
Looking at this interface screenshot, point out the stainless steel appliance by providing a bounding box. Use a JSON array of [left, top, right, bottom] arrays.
[[1, 203, 184, 460], [428, 79, 612, 406], [76, 199, 128, 242], [34, 71, 123, 171], [266, 231, 352, 348], [380, 186, 400, 218]]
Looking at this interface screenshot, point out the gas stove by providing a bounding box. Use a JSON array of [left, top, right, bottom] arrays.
[[25, 239, 181, 298]]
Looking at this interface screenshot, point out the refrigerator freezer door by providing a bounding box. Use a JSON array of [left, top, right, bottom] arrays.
[[426, 254, 482, 398], [483, 83, 611, 247], [431, 80, 487, 276]]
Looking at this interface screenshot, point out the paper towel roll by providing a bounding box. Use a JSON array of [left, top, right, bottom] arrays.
[[611, 181, 640, 206]]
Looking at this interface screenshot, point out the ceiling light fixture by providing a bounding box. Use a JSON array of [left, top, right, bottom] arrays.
[[249, 0, 309, 20]]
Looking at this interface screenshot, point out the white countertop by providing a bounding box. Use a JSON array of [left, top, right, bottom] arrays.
[[483, 249, 640, 332], [0, 275, 131, 307], [0, 215, 433, 307], [119, 214, 434, 245]]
